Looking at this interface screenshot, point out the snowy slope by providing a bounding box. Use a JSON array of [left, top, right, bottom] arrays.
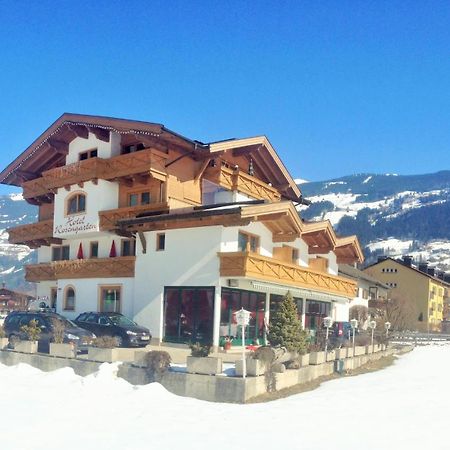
[[299, 171, 450, 270], [0, 346, 448, 450]]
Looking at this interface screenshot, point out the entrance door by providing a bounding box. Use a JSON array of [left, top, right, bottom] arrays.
[[163, 287, 214, 344]]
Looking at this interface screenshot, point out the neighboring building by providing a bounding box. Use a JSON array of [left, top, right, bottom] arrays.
[[0, 113, 364, 348], [339, 263, 390, 315], [364, 257, 450, 331], [0, 283, 35, 311]]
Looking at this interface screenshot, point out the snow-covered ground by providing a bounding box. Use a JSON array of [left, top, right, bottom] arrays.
[[0, 346, 449, 450]]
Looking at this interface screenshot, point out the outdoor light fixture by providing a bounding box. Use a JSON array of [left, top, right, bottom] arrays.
[[234, 308, 251, 379], [350, 318, 358, 365], [368, 320, 377, 353], [384, 321, 391, 340], [323, 316, 333, 354]]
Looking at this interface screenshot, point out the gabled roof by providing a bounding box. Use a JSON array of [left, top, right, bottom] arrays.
[[364, 257, 450, 287], [339, 264, 389, 289], [209, 136, 302, 202], [0, 113, 202, 186]]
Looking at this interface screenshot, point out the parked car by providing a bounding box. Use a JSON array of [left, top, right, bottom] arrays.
[[74, 312, 151, 347], [3, 311, 96, 353], [330, 321, 358, 346]]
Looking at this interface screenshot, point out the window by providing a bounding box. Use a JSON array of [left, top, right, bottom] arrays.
[[157, 233, 165, 251], [52, 245, 70, 261], [238, 231, 259, 253], [67, 193, 86, 215], [64, 287, 75, 311], [90, 242, 99, 258], [121, 239, 136, 256], [99, 286, 121, 313], [128, 191, 151, 207], [121, 143, 145, 154], [50, 287, 57, 309], [79, 149, 98, 161]]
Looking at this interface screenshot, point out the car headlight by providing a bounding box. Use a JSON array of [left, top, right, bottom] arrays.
[[66, 333, 80, 340], [126, 330, 137, 335]]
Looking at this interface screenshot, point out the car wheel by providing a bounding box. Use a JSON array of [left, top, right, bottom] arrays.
[[114, 335, 124, 347], [8, 334, 19, 349]]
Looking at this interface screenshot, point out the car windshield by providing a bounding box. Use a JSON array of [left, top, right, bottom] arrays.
[[107, 315, 137, 327]]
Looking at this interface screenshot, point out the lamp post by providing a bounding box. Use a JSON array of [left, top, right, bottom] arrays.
[[234, 308, 251, 379], [350, 318, 358, 358], [323, 316, 333, 354], [368, 320, 377, 353], [384, 321, 391, 345]]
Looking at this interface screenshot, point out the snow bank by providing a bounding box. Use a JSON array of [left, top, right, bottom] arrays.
[[0, 346, 449, 450]]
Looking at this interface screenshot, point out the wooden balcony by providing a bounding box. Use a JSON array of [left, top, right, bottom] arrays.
[[218, 251, 357, 298], [7, 219, 61, 247], [99, 202, 169, 231], [25, 256, 136, 282], [205, 166, 281, 202], [22, 149, 168, 201]]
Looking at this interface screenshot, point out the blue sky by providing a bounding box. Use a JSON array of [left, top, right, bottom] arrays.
[[0, 0, 449, 194]]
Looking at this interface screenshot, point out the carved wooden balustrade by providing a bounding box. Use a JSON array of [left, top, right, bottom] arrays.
[[205, 166, 281, 202], [218, 251, 357, 298], [99, 202, 169, 231], [7, 219, 59, 247], [22, 149, 168, 200], [25, 256, 136, 282]]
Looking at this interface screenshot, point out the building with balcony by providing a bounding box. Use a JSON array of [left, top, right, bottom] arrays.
[[364, 257, 450, 331], [0, 113, 364, 348]]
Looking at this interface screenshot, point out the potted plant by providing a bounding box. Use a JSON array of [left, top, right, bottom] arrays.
[[87, 336, 121, 362], [16, 319, 41, 353], [186, 342, 222, 375], [0, 325, 8, 350], [49, 319, 76, 358], [223, 336, 233, 351]]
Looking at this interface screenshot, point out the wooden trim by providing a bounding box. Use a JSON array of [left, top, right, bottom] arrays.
[[7, 219, 57, 246], [218, 251, 357, 298], [25, 256, 136, 282]]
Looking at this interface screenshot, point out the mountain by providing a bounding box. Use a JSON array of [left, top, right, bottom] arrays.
[[0, 194, 37, 293], [298, 171, 450, 271]]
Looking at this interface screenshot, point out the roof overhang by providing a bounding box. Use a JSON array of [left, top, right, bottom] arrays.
[[209, 136, 302, 202], [0, 113, 201, 187], [334, 235, 365, 264]]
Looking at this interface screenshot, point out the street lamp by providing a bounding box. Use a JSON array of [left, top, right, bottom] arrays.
[[384, 321, 391, 344], [234, 308, 251, 379], [350, 318, 358, 356], [368, 320, 377, 353], [323, 316, 333, 354]]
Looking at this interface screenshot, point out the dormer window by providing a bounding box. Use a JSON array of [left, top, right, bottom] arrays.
[[67, 193, 86, 215], [79, 149, 98, 161]]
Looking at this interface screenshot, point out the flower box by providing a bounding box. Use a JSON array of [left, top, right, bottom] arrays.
[[326, 350, 336, 361], [15, 340, 38, 354], [186, 356, 223, 375], [354, 346, 366, 356], [88, 347, 121, 363], [335, 348, 348, 359], [49, 342, 76, 358], [309, 351, 326, 365], [235, 358, 267, 376], [299, 353, 310, 366]]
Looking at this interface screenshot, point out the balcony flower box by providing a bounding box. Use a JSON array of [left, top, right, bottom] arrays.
[[186, 356, 223, 375], [49, 342, 76, 358], [309, 351, 326, 365], [15, 340, 38, 354]]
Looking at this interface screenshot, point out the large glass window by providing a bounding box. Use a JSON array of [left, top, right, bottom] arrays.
[[100, 287, 121, 313], [163, 287, 214, 344], [269, 293, 303, 323], [219, 288, 266, 346], [305, 300, 331, 330]]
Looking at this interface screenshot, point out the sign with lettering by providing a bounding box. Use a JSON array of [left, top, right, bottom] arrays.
[[54, 215, 98, 236]]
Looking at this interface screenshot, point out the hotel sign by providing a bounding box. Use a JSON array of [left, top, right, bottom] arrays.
[[54, 215, 97, 237]]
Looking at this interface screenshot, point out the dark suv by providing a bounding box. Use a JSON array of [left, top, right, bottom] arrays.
[[3, 311, 96, 352], [74, 312, 151, 347]]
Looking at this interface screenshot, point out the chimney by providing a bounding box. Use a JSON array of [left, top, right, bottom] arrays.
[[402, 255, 413, 267], [418, 263, 428, 273], [427, 267, 435, 277]]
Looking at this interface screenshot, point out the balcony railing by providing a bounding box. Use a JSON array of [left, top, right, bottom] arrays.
[[99, 202, 169, 231], [218, 251, 357, 298], [7, 219, 58, 247], [25, 256, 136, 282], [205, 166, 281, 202], [22, 149, 168, 200]]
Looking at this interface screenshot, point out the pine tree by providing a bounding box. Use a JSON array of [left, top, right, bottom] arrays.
[[268, 291, 308, 354]]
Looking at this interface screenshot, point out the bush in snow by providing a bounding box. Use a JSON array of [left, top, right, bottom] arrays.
[[189, 342, 211, 357], [144, 351, 172, 381]]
